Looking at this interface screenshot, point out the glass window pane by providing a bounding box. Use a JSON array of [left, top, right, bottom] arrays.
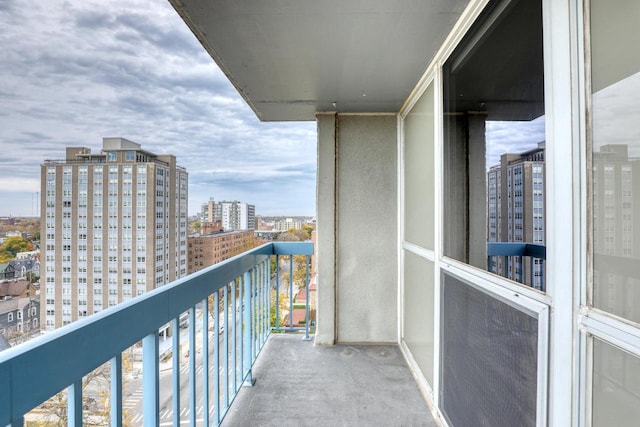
[[442, 0, 546, 291], [591, 0, 640, 322], [404, 83, 434, 249], [593, 339, 640, 427], [403, 251, 434, 385]]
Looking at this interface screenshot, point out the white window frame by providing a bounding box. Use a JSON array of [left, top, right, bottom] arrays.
[[393, 0, 590, 425]]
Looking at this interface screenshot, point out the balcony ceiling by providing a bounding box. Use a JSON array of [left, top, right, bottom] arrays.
[[169, 0, 471, 121]]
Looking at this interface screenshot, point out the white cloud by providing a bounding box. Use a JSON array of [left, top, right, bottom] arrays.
[[0, 0, 317, 217]]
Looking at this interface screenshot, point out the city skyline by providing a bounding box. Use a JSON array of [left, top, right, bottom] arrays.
[[0, 0, 317, 217]]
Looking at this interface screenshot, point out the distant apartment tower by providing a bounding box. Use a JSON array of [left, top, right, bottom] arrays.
[[200, 199, 255, 231], [200, 197, 215, 223], [487, 142, 545, 289], [40, 137, 188, 330], [273, 217, 303, 231], [210, 200, 255, 231]]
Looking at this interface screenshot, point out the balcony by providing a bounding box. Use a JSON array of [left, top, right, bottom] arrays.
[[0, 242, 434, 426], [487, 242, 547, 291]]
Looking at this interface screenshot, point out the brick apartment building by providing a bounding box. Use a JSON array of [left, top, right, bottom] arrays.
[[187, 230, 255, 274]]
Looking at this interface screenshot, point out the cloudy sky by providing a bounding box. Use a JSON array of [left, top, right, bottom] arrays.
[[0, 0, 317, 218], [486, 116, 546, 169]]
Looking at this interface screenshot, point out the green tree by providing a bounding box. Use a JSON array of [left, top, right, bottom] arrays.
[[26, 272, 39, 284], [302, 224, 314, 239]]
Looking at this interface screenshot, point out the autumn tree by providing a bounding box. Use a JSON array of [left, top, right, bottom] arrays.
[[302, 224, 314, 239], [276, 228, 308, 242], [0, 236, 33, 259], [32, 352, 135, 426]]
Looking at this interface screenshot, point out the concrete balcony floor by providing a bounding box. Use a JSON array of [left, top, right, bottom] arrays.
[[222, 334, 438, 426]]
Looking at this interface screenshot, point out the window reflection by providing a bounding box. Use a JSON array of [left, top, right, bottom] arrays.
[[593, 339, 640, 427], [591, 0, 640, 323], [442, 0, 546, 291]]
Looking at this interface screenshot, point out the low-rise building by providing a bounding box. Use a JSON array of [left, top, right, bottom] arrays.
[[0, 264, 15, 280], [0, 297, 40, 348], [8, 258, 40, 280], [0, 279, 38, 300], [187, 230, 255, 274]]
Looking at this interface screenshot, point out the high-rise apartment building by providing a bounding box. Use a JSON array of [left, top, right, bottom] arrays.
[[592, 144, 640, 317], [487, 142, 545, 289], [40, 137, 188, 330], [201, 199, 255, 231]]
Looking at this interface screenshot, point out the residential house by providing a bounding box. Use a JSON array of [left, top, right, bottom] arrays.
[[0, 264, 15, 280], [8, 259, 39, 280], [0, 297, 40, 348], [0, 280, 38, 300]]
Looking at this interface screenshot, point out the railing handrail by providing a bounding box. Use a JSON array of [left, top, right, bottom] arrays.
[[487, 242, 546, 259], [0, 241, 313, 424]]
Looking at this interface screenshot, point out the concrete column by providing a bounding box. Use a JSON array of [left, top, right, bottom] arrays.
[[468, 113, 487, 268], [335, 115, 397, 343], [315, 113, 337, 345]]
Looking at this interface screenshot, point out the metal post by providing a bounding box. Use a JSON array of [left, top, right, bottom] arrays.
[[223, 284, 229, 407], [232, 279, 237, 392], [202, 297, 209, 427], [67, 379, 82, 427], [275, 255, 280, 330], [111, 355, 123, 427], [142, 331, 159, 427], [189, 307, 196, 427], [264, 260, 269, 341], [213, 291, 220, 424], [243, 270, 255, 386], [289, 256, 293, 331], [255, 267, 261, 347], [303, 255, 312, 341], [172, 317, 180, 427]]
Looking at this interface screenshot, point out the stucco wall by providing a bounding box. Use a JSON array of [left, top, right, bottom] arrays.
[[316, 113, 398, 344]]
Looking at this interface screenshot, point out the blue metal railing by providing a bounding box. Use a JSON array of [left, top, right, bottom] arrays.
[[0, 241, 313, 426], [487, 242, 546, 291]]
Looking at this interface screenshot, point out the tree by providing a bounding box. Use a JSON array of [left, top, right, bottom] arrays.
[[302, 224, 314, 239], [31, 354, 135, 426], [292, 255, 309, 288], [276, 228, 308, 242], [26, 271, 39, 284], [0, 236, 31, 258], [270, 288, 288, 327], [0, 249, 12, 263]]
